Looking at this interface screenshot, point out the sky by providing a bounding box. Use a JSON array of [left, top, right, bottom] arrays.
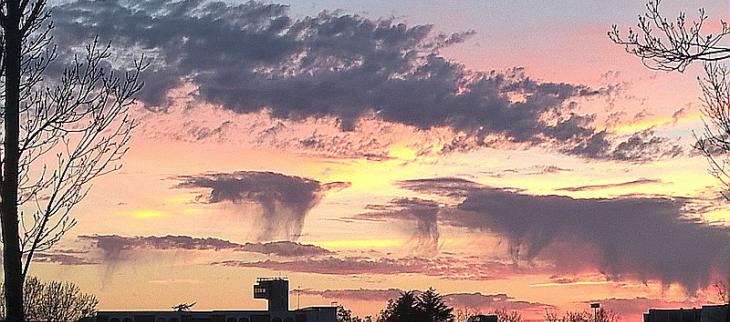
[[25, 0, 730, 320]]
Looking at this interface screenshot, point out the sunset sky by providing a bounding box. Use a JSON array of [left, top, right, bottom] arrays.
[[28, 0, 729, 320]]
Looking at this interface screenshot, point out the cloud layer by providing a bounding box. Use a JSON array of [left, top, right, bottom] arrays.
[[49, 0, 680, 161], [176, 171, 349, 240], [358, 198, 441, 252], [215, 255, 526, 281], [398, 178, 729, 292], [78, 234, 333, 261]]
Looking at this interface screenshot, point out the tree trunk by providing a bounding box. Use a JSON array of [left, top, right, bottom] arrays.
[[1, 0, 24, 320]]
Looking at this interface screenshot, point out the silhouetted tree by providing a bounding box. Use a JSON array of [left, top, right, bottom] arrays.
[[0, 276, 97, 321], [454, 307, 482, 322], [418, 288, 454, 322], [337, 306, 373, 322], [714, 280, 729, 304], [608, 0, 729, 72], [376, 299, 396, 322], [553, 309, 620, 322], [695, 64, 730, 199], [492, 309, 522, 322], [611, 3, 730, 317], [378, 290, 457, 322], [0, 0, 145, 319], [563, 311, 591, 322], [593, 308, 620, 322], [385, 291, 428, 322], [338, 306, 355, 322], [544, 309, 562, 322]]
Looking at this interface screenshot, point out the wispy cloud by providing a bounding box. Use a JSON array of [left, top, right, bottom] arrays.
[[357, 198, 441, 252], [556, 178, 662, 192], [176, 171, 349, 241], [214, 255, 524, 280], [78, 234, 334, 261]]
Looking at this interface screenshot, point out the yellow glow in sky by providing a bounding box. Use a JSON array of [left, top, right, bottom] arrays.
[[311, 238, 405, 250], [388, 143, 418, 161], [127, 209, 168, 219], [613, 111, 700, 134]]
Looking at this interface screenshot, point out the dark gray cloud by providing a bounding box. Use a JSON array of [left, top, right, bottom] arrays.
[[480, 165, 573, 178], [443, 293, 552, 312], [358, 198, 440, 252], [79, 234, 247, 262], [78, 234, 333, 260], [214, 255, 520, 280], [556, 178, 662, 192], [215, 256, 445, 276], [399, 178, 730, 293], [47, 0, 679, 161], [240, 240, 333, 257], [299, 288, 403, 302], [32, 253, 100, 266], [566, 128, 682, 162], [176, 171, 349, 240]]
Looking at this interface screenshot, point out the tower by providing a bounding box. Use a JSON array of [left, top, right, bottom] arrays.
[[253, 277, 289, 312]]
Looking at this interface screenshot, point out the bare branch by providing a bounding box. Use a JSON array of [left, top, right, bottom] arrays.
[[609, 0, 730, 72]]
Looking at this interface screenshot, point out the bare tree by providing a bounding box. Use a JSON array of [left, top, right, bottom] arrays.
[[562, 311, 591, 322], [492, 309, 522, 322], [695, 63, 730, 199], [611, 2, 730, 318], [593, 308, 620, 322], [0, 0, 145, 320], [544, 309, 563, 322], [608, 0, 730, 72], [714, 280, 729, 304], [337, 305, 373, 322], [554, 309, 620, 322], [0, 276, 98, 321], [453, 306, 482, 322]]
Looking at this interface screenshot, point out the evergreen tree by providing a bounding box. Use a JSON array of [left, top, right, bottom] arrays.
[[418, 288, 454, 322], [377, 289, 456, 322], [379, 291, 427, 322]]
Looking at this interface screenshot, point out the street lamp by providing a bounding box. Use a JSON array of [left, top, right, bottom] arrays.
[[590, 303, 600, 322]]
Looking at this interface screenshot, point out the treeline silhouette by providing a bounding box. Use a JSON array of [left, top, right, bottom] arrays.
[[0, 277, 97, 321], [337, 288, 620, 322], [337, 288, 454, 322]]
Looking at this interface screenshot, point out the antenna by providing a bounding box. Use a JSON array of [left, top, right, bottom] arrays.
[[296, 285, 302, 310]]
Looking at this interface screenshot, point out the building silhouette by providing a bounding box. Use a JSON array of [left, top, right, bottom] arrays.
[[85, 278, 336, 322], [466, 315, 497, 322], [643, 304, 727, 322]]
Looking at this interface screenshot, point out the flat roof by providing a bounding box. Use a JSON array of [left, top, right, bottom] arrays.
[[97, 307, 336, 314]]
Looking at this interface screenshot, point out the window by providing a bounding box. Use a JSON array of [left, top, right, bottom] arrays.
[[227, 318, 237, 322], [110, 319, 121, 322], [170, 319, 180, 322], [272, 318, 282, 322], [123, 318, 133, 322], [239, 318, 250, 322], [251, 315, 269, 322], [284, 318, 293, 322], [157, 318, 168, 322]]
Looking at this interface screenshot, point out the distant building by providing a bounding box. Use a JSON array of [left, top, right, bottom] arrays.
[[643, 304, 727, 322], [85, 278, 337, 322], [466, 315, 497, 322]]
